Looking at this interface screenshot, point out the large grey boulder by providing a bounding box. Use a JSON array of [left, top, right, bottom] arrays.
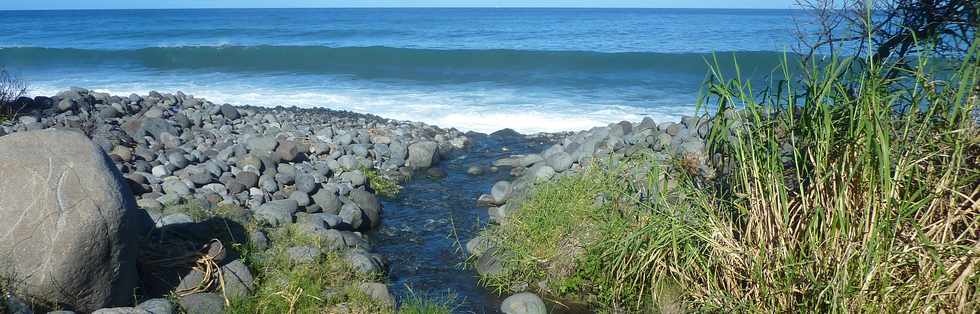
[[0, 129, 150, 312], [219, 104, 240, 120], [311, 187, 341, 214], [406, 141, 439, 169], [491, 181, 513, 204], [348, 190, 381, 229]]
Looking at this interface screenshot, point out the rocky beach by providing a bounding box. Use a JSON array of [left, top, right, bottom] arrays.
[[1, 87, 671, 313], [3, 5, 976, 314], [0, 86, 720, 313], [0, 88, 472, 313]]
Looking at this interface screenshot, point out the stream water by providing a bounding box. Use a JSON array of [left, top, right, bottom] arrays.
[[368, 132, 554, 313]]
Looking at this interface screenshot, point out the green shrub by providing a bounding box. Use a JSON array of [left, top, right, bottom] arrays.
[[0, 68, 28, 121], [364, 168, 403, 198]]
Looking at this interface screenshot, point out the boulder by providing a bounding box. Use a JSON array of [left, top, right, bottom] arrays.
[[177, 293, 224, 314], [406, 141, 438, 169], [348, 190, 381, 229], [357, 282, 394, 306], [254, 199, 298, 226], [0, 129, 149, 312], [491, 181, 513, 204], [286, 246, 321, 264], [345, 249, 385, 275], [500, 292, 547, 314], [139, 117, 178, 140], [219, 104, 240, 120], [545, 151, 573, 172], [220, 260, 254, 298], [311, 188, 341, 214]]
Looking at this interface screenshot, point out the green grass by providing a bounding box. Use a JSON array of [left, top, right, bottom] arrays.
[[480, 41, 980, 312], [364, 168, 403, 199], [162, 202, 212, 222], [226, 224, 391, 314], [395, 287, 457, 314]]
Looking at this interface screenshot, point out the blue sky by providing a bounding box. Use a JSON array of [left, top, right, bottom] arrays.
[[1, 1, 799, 10]]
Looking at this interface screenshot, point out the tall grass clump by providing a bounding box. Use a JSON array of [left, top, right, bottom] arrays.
[[481, 40, 978, 313], [597, 44, 980, 311], [396, 287, 458, 314]]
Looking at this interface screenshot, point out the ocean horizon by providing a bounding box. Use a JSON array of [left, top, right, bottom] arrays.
[[0, 8, 808, 133]]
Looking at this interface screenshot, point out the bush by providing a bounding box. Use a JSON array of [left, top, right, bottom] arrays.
[[0, 68, 28, 120]]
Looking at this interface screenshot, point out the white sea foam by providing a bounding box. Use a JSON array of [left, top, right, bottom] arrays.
[[28, 72, 699, 134]]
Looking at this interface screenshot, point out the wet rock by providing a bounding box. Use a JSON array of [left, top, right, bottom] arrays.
[[466, 235, 493, 257], [476, 194, 496, 207], [426, 167, 448, 179], [491, 181, 513, 204], [466, 165, 485, 176], [348, 190, 381, 229], [476, 248, 504, 276]]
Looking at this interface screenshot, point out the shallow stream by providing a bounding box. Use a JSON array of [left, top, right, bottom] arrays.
[[368, 132, 553, 313]]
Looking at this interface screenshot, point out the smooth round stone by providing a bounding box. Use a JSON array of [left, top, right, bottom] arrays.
[[162, 177, 192, 196], [339, 203, 364, 230], [545, 151, 573, 172], [236, 171, 259, 188], [167, 152, 188, 168], [426, 167, 448, 179], [151, 165, 170, 178], [340, 170, 366, 187], [259, 174, 278, 193], [289, 190, 311, 207], [530, 165, 555, 182], [500, 292, 547, 314], [466, 165, 484, 176], [294, 174, 317, 194], [491, 181, 513, 204]]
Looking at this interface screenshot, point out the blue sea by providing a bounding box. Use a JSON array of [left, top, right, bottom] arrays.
[[0, 8, 807, 133]]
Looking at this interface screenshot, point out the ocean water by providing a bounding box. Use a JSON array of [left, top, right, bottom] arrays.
[[0, 8, 806, 133]]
